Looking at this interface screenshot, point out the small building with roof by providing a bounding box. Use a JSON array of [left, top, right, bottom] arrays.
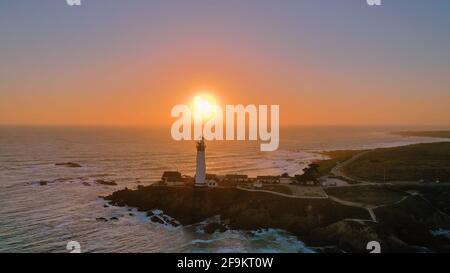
[[224, 174, 249, 183], [161, 171, 184, 186]]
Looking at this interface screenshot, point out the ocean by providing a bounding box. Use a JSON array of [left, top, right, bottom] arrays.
[[0, 126, 447, 253]]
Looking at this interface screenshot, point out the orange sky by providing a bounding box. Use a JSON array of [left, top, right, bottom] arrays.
[[1, 50, 449, 127], [1, 1, 450, 127]]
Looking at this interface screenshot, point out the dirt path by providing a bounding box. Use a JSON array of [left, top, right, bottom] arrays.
[[328, 193, 413, 223], [330, 150, 376, 185], [328, 195, 377, 222], [236, 186, 328, 199]]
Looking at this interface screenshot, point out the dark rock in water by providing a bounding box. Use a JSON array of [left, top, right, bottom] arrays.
[[129, 213, 135, 216], [82, 182, 91, 186], [103, 204, 109, 208], [55, 162, 82, 168], [168, 219, 180, 227], [160, 215, 180, 227], [96, 217, 108, 222], [246, 231, 255, 237], [53, 177, 72, 183], [169, 219, 180, 227], [95, 179, 117, 186], [39, 181, 48, 186], [110, 217, 119, 221], [203, 222, 228, 234], [150, 215, 165, 225]]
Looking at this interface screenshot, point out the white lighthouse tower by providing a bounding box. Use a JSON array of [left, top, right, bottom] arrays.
[[195, 136, 206, 187]]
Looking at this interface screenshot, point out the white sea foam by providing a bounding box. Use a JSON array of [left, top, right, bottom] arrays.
[[431, 228, 450, 238]]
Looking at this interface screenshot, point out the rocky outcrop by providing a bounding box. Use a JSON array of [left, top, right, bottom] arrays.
[[306, 220, 411, 253], [147, 211, 180, 227], [104, 185, 450, 252], [150, 215, 165, 225], [55, 162, 82, 168], [105, 186, 369, 235], [95, 179, 117, 186], [203, 222, 228, 234]]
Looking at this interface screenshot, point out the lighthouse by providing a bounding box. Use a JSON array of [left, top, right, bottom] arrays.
[[195, 136, 206, 187]]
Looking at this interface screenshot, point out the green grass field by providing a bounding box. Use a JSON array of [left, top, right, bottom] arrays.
[[386, 184, 450, 215], [261, 185, 293, 195], [316, 150, 364, 176], [325, 186, 408, 206], [341, 142, 450, 182]]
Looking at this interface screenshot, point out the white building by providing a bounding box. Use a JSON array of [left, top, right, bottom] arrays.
[[207, 180, 218, 188], [279, 177, 292, 184], [195, 137, 206, 187]]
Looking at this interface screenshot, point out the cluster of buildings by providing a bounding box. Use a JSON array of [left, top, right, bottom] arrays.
[[160, 137, 320, 188], [162, 171, 286, 188], [161, 171, 319, 188]]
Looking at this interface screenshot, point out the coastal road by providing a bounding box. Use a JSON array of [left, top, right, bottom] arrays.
[[330, 150, 375, 185]]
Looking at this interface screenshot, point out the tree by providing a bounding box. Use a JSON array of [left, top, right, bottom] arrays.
[[294, 163, 320, 186], [308, 163, 320, 175]]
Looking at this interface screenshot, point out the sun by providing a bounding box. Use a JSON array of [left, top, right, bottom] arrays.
[[192, 93, 218, 121]]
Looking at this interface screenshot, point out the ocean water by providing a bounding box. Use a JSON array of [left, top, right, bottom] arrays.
[[0, 126, 447, 253]]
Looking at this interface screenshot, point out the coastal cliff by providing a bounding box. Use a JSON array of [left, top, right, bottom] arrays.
[[104, 185, 450, 252], [105, 186, 369, 234]]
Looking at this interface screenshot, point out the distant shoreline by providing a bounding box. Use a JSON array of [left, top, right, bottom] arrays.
[[392, 130, 450, 139], [314, 131, 450, 183]]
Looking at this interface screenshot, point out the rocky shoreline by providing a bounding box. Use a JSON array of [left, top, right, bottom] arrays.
[[103, 185, 450, 252]]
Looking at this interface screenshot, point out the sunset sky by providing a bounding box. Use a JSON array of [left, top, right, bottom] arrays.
[[1, 0, 450, 126]]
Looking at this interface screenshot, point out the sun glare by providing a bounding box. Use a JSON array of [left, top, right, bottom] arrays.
[[192, 94, 218, 121]]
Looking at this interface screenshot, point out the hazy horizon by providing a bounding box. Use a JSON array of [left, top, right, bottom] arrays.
[[0, 123, 449, 128]]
